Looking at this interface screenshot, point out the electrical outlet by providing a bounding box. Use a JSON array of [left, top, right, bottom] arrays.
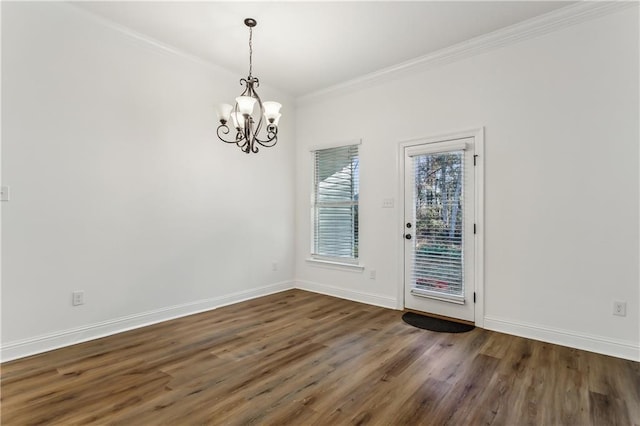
[[369, 270, 376, 280], [0, 186, 9, 202], [613, 301, 626, 317], [72, 291, 84, 306]]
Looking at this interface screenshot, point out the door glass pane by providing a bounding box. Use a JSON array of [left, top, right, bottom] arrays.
[[412, 151, 464, 300]]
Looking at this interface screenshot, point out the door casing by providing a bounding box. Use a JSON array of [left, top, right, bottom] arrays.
[[397, 128, 485, 327]]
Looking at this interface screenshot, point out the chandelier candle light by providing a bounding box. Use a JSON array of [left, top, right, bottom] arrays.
[[216, 18, 282, 154]]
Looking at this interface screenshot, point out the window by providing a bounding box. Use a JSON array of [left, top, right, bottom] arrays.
[[312, 144, 359, 262]]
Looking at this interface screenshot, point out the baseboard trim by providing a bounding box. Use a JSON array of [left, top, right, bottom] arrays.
[[484, 315, 640, 362], [295, 280, 397, 310], [5, 284, 636, 363], [0, 281, 294, 362]]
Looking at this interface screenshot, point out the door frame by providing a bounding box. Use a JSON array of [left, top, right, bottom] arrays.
[[397, 128, 485, 327]]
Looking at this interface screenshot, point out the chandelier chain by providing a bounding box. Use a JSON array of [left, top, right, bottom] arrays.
[[248, 26, 253, 77]]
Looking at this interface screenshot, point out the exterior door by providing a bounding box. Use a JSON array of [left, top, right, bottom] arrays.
[[403, 137, 475, 322]]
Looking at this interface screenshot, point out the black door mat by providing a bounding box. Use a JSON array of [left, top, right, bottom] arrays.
[[402, 312, 475, 333]]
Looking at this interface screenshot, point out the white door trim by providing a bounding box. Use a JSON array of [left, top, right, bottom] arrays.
[[397, 128, 485, 327]]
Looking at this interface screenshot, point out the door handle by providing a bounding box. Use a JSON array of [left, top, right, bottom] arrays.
[[405, 234, 412, 240]]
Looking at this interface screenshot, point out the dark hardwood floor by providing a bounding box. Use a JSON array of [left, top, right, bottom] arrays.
[[1, 289, 638, 425]]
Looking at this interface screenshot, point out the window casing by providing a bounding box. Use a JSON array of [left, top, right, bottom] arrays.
[[312, 144, 359, 262]]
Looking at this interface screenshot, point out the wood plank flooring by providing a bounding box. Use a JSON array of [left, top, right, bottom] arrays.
[[2, 289, 638, 425]]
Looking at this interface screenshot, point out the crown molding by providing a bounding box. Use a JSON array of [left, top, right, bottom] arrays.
[[60, 2, 229, 75], [297, 1, 638, 106], [60, 2, 297, 99]]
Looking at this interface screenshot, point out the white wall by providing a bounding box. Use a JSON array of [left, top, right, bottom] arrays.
[[295, 7, 639, 360], [1, 2, 295, 360], [2, 3, 637, 363]]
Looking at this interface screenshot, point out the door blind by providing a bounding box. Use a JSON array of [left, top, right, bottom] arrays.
[[410, 149, 465, 303]]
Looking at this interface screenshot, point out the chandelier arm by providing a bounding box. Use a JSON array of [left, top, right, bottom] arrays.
[[237, 126, 250, 153], [249, 120, 278, 148], [251, 91, 277, 148], [239, 78, 249, 94], [245, 121, 253, 152], [247, 82, 266, 139], [217, 125, 253, 154], [252, 123, 278, 147], [252, 131, 278, 148], [217, 124, 241, 144]]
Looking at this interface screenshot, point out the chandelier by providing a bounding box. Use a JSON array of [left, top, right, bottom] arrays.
[[216, 18, 281, 154]]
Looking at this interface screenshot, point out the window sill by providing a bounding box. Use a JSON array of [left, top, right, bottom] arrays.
[[305, 258, 365, 272]]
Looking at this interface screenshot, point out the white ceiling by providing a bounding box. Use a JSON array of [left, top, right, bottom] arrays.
[[70, 1, 573, 97]]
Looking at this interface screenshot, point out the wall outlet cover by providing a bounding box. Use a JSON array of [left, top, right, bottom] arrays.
[[613, 301, 626, 317]]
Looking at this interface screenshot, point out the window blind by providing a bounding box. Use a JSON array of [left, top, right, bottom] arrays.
[[312, 144, 359, 260], [410, 149, 465, 303]]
